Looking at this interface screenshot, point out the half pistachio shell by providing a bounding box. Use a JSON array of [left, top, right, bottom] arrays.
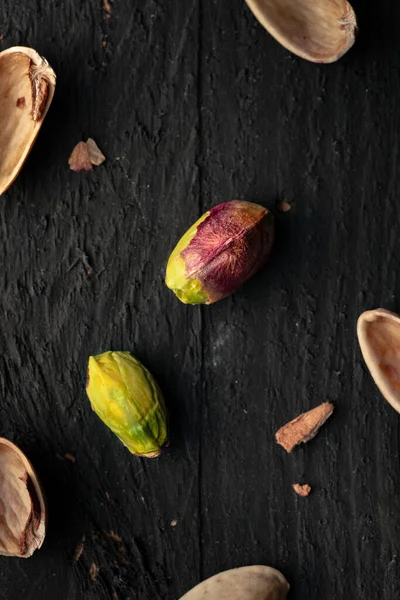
[[0, 46, 56, 196], [245, 0, 357, 63], [0, 438, 46, 557], [179, 566, 289, 600], [357, 308, 400, 414]]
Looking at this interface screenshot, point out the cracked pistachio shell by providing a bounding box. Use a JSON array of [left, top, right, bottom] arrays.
[[357, 308, 400, 414], [165, 200, 274, 304], [179, 566, 290, 600], [0, 46, 56, 195], [86, 351, 168, 458], [245, 0, 357, 63]]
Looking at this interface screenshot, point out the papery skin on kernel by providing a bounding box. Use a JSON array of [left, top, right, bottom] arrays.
[[165, 200, 275, 304], [86, 351, 168, 458]]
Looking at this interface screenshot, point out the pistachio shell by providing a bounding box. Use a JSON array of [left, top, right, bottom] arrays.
[[0, 438, 46, 558], [86, 351, 168, 457], [166, 200, 274, 304], [245, 0, 357, 63], [0, 46, 56, 195], [357, 308, 400, 414], [179, 566, 289, 600]]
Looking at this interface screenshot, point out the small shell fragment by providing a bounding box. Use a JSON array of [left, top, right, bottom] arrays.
[[277, 201, 291, 213], [357, 308, 400, 414], [0, 46, 56, 195], [86, 138, 106, 166], [179, 566, 290, 600], [293, 483, 311, 497], [69, 142, 93, 172], [245, 0, 357, 63], [275, 402, 334, 453], [69, 138, 106, 172], [0, 438, 46, 558]]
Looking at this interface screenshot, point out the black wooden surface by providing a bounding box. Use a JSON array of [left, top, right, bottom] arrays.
[[0, 0, 399, 599]]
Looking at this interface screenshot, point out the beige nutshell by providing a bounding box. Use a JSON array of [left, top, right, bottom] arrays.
[[0, 437, 46, 558], [0, 46, 56, 196], [357, 308, 400, 414], [245, 0, 357, 63], [179, 566, 289, 600]]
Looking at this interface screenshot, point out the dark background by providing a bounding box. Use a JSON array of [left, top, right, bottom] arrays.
[[0, 0, 399, 598]]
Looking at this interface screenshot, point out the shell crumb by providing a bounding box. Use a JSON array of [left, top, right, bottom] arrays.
[[89, 562, 99, 582], [64, 452, 76, 463], [277, 201, 291, 213], [73, 535, 86, 561], [293, 483, 311, 497], [103, 0, 112, 17]]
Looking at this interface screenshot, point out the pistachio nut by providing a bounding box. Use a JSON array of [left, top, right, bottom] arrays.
[[166, 200, 274, 304], [86, 351, 168, 457]]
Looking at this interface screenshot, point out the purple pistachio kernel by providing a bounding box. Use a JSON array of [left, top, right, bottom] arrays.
[[165, 200, 275, 304]]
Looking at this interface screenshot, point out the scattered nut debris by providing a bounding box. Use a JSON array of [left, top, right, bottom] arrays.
[[89, 562, 99, 582], [103, 530, 129, 565], [275, 402, 334, 453], [277, 200, 291, 213], [170, 519, 178, 527], [16, 97, 25, 109], [105, 491, 111, 502], [103, 0, 112, 18], [87, 138, 106, 165], [103, 530, 122, 543], [69, 138, 105, 172], [0, 35, 4, 41], [64, 452, 76, 463], [102, 41, 107, 48], [69, 141, 92, 172], [69, 248, 94, 276], [56, 452, 76, 463], [293, 483, 311, 497], [73, 535, 86, 561]]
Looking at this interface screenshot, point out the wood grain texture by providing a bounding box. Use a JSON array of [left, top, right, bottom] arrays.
[[0, 0, 400, 599]]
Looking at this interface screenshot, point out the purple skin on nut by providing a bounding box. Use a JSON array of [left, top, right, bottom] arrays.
[[181, 201, 274, 303]]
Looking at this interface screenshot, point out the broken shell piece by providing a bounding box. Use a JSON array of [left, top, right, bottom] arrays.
[[179, 566, 289, 600], [245, 0, 357, 63], [86, 138, 106, 166], [276, 402, 334, 453], [0, 438, 46, 557], [0, 46, 56, 195], [293, 483, 311, 497], [69, 138, 106, 171], [69, 142, 93, 172], [357, 308, 400, 414]]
